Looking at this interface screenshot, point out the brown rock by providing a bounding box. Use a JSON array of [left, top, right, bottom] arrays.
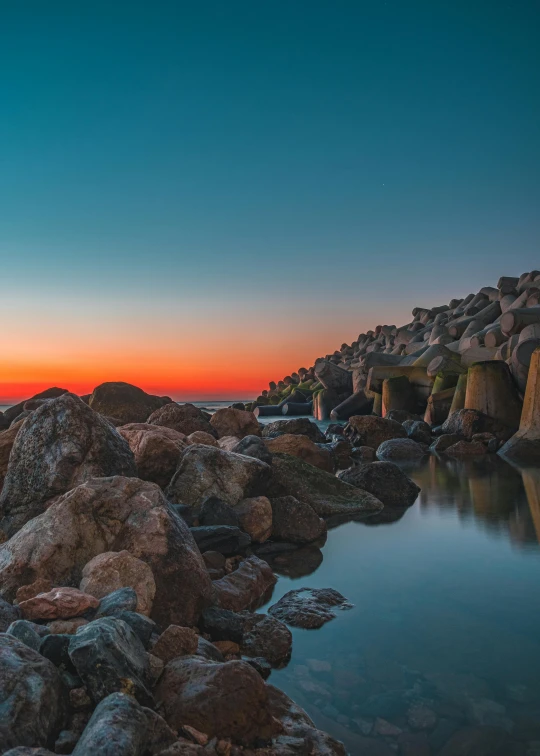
[[232, 496, 272, 543], [264, 434, 334, 472], [187, 431, 218, 446], [15, 578, 53, 604], [438, 725, 510, 756], [441, 408, 516, 442], [429, 433, 463, 453], [217, 436, 242, 451], [270, 496, 326, 544], [48, 618, 89, 634], [445, 440, 487, 456], [154, 657, 280, 744], [0, 476, 213, 628], [213, 555, 277, 612], [88, 381, 168, 424], [80, 550, 156, 616], [148, 403, 216, 437], [147, 652, 165, 686], [213, 640, 240, 655], [209, 408, 261, 440], [344, 416, 407, 449], [151, 625, 199, 663], [0, 393, 136, 537], [118, 423, 188, 488], [0, 420, 25, 492], [19, 587, 99, 620]]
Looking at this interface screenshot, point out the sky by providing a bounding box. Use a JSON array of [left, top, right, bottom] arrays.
[[0, 0, 539, 401]]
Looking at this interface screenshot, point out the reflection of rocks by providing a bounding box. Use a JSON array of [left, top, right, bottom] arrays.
[[256, 542, 324, 578], [338, 461, 420, 508], [269, 587, 353, 629]]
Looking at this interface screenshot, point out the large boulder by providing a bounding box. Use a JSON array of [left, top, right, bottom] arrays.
[[148, 403, 215, 437], [266, 453, 382, 517], [270, 496, 326, 544], [239, 612, 292, 668], [212, 555, 277, 612], [264, 434, 334, 472], [166, 445, 271, 509], [338, 462, 420, 507], [441, 409, 516, 442], [0, 394, 136, 538], [88, 382, 168, 424], [71, 692, 148, 756], [0, 634, 66, 752], [154, 656, 280, 744], [209, 408, 260, 440], [0, 421, 24, 493], [344, 416, 407, 449], [262, 418, 325, 443], [0, 477, 213, 628], [118, 423, 188, 488], [376, 437, 426, 461], [68, 617, 152, 705], [2, 387, 68, 426], [80, 551, 156, 616], [231, 435, 273, 465]]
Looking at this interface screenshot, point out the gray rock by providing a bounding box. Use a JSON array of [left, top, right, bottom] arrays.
[[71, 692, 148, 756], [0, 597, 20, 631], [166, 444, 271, 508], [115, 611, 157, 647], [270, 495, 326, 544], [189, 525, 251, 555], [0, 393, 136, 537], [199, 606, 245, 643], [268, 587, 353, 629], [266, 453, 382, 517], [376, 437, 426, 461], [232, 435, 273, 465], [262, 418, 326, 443], [68, 617, 152, 705], [338, 461, 420, 507], [240, 612, 292, 667], [6, 619, 42, 651], [95, 587, 138, 618], [39, 633, 76, 673], [0, 634, 66, 752], [403, 419, 432, 444], [195, 636, 225, 662], [199, 496, 241, 528]]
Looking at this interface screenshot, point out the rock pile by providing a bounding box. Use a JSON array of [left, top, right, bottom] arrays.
[[254, 271, 540, 464], [0, 382, 408, 754]]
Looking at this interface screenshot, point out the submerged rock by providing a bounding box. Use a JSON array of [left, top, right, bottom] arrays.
[[0, 634, 66, 752], [268, 587, 353, 629], [266, 453, 382, 517], [338, 461, 420, 507], [0, 394, 136, 537], [0, 477, 213, 628]]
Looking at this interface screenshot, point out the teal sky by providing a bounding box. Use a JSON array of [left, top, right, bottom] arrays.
[[0, 1, 539, 398]]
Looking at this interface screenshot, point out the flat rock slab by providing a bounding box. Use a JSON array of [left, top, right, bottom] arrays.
[[268, 587, 353, 629]]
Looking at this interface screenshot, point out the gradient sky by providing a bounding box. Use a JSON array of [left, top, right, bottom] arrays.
[[1, 1, 539, 401]]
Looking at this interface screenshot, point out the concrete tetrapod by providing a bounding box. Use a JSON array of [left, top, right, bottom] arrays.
[[499, 346, 540, 463], [464, 361, 522, 431]]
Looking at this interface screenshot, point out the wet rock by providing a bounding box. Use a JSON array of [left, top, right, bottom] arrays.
[[351, 445, 377, 463], [0, 634, 66, 752], [232, 496, 273, 543], [240, 612, 292, 667], [80, 550, 156, 616], [68, 616, 152, 705], [166, 445, 271, 509], [403, 419, 432, 444], [246, 656, 272, 680], [0, 394, 136, 537], [270, 495, 326, 544], [95, 587, 139, 618], [338, 461, 420, 507], [345, 416, 407, 449], [407, 703, 438, 730], [118, 423, 188, 487], [151, 625, 199, 663], [199, 497, 242, 528], [148, 403, 216, 437], [19, 587, 100, 621], [0, 596, 20, 631], [154, 657, 280, 745], [429, 433, 463, 453], [466, 698, 513, 731], [190, 525, 251, 555], [445, 440, 488, 456], [6, 619, 42, 651], [268, 587, 353, 628], [265, 434, 334, 472], [327, 437, 354, 470], [397, 732, 431, 756], [210, 408, 261, 440], [437, 725, 511, 756], [442, 409, 516, 442], [262, 418, 326, 443], [0, 477, 213, 628], [213, 555, 277, 612], [231, 435, 273, 465], [266, 453, 382, 517], [71, 691, 149, 756], [376, 437, 426, 461]]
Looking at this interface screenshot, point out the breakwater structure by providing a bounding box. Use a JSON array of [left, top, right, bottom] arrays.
[[249, 271, 540, 463]]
